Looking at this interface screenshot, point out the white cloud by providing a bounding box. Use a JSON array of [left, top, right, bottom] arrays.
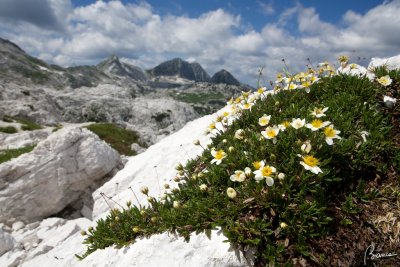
[[0, 0, 399, 84], [257, 1, 275, 15]]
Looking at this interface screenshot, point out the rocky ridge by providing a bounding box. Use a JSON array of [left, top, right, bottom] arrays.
[[0, 38, 246, 145]]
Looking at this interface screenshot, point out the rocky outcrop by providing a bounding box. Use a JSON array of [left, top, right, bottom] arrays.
[[0, 217, 91, 267], [190, 62, 211, 82], [149, 58, 197, 81], [211, 69, 240, 86], [0, 228, 15, 257], [97, 55, 148, 82], [0, 127, 121, 223], [0, 128, 52, 150]]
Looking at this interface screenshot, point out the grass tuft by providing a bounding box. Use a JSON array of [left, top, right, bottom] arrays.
[[0, 145, 36, 164], [85, 123, 142, 156], [0, 126, 18, 134]]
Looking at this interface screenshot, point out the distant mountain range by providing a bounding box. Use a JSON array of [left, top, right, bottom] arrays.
[[0, 37, 241, 88]]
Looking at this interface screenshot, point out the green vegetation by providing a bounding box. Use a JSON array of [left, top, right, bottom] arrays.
[[0, 145, 36, 164], [175, 92, 225, 104], [25, 55, 48, 67], [2, 116, 42, 131], [85, 123, 142, 156], [79, 59, 399, 265], [0, 126, 17, 134], [15, 117, 42, 131], [11, 65, 49, 83]]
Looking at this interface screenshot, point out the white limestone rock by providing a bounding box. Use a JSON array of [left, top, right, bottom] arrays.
[[91, 112, 216, 219], [0, 127, 121, 223], [0, 228, 15, 256]]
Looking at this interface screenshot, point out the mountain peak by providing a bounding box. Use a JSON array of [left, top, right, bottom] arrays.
[[97, 55, 147, 82], [210, 69, 240, 86], [0, 37, 25, 54], [149, 58, 211, 82]]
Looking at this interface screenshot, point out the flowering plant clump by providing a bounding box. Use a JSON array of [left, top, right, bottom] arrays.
[[79, 57, 399, 265]]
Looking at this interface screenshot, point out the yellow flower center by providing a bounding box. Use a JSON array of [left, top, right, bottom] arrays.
[[243, 103, 251, 109], [281, 121, 290, 128], [314, 108, 322, 114], [288, 84, 297, 90], [242, 91, 250, 97], [302, 81, 311, 88], [234, 97, 241, 104], [324, 127, 335, 138], [222, 111, 229, 117], [303, 155, 319, 167], [214, 150, 225, 160], [261, 166, 273, 176], [259, 117, 269, 125], [257, 88, 265, 94], [253, 161, 262, 169], [311, 119, 323, 128], [209, 123, 216, 129], [267, 129, 277, 138]]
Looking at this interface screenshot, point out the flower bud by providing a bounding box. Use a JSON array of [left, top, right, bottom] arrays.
[[280, 222, 288, 229], [140, 209, 146, 216], [126, 201, 132, 207], [226, 187, 237, 199], [222, 139, 228, 143], [228, 146, 234, 152], [150, 217, 157, 223], [140, 186, 149, 195], [199, 184, 208, 191], [164, 183, 170, 189], [173, 176, 180, 182], [132, 226, 140, 233], [80, 230, 87, 236], [278, 173, 285, 180], [173, 201, 181, 209], [193, 140, 200, 146]]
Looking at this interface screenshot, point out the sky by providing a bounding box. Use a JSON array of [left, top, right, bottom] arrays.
[[0, 0, 399, 85]]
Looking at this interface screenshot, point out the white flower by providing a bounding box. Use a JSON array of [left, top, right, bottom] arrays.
[[211, 149, 227, 165], [323, 126, 341, 145], [253, 165, 276, 186], [298, 154, 323, 174], [360, 131, 369, 143], [278, 121, 290, 131], [377, 75, 392, 86], [277, 173, 285, 180], [226, 187, 237, 199], [241, 102, 254, 110], [301, 141, 312, 153], [230, 170, 246, 182], [244, 167, 252, 177], [290, 118, 306, 129], [306, 119, 331, 131], [310, 107, 328, 118], [234, 129, 245, 140], [258, 114, 271, 126], [261, 126, 280, 142]]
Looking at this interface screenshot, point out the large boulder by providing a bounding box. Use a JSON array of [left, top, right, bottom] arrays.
[[0, 127, 121, 223]]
